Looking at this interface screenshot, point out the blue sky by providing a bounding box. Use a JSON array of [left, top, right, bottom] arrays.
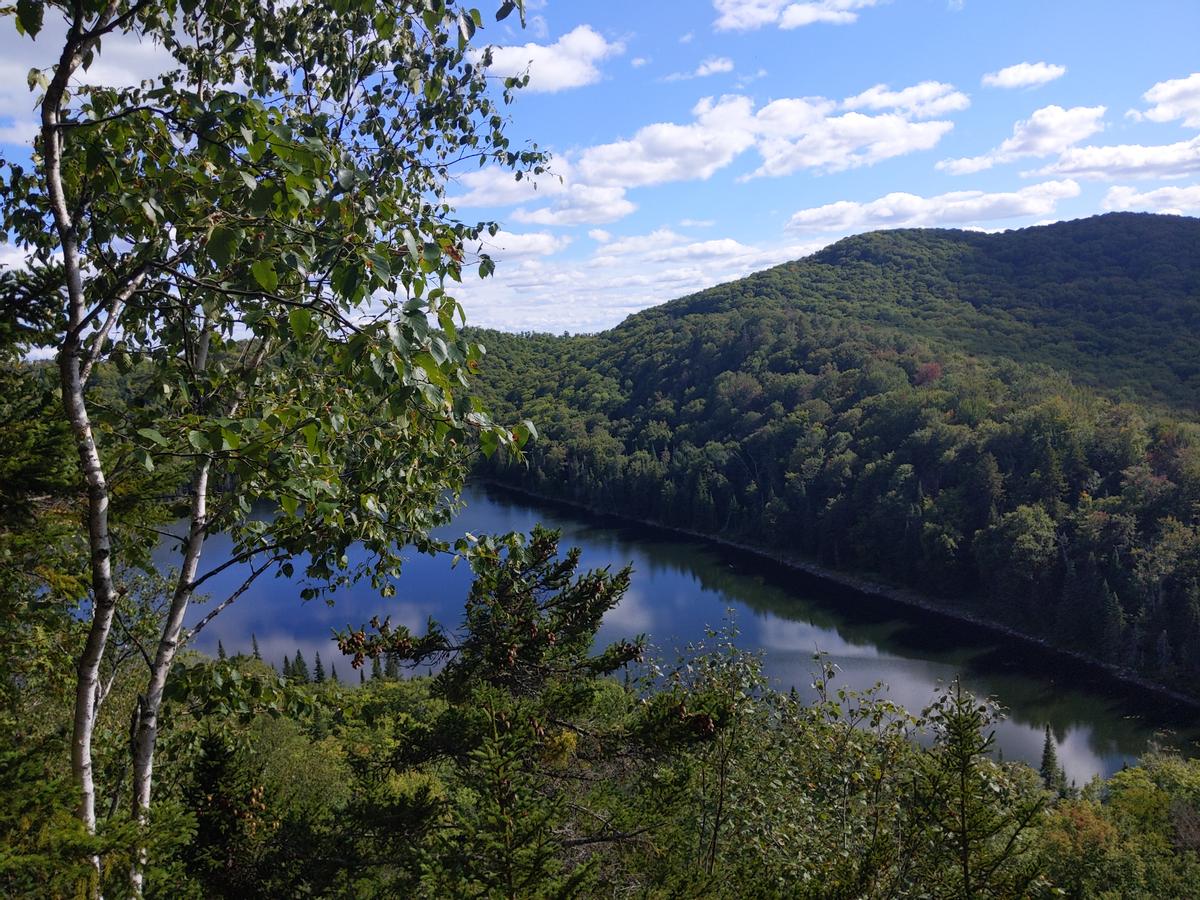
[[446, 0, 1200, 331], [2, 1, 1198, 332]]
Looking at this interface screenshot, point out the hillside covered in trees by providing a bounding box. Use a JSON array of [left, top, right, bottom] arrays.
[[475, 213, 1200, 698]]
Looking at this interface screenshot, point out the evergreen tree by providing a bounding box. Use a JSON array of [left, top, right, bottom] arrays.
[[251, 634, 262, 661], [384, 651, 400, 680], [330, 664, 339, 684], [371, 656, 383, 681], [313, 652, 325, 684], [1040, 725, 1060, 791], [217, 640, 226, 661], [359, 668, 366, 686], [292, 650, 311, 684], [281, 655, 292, 679]]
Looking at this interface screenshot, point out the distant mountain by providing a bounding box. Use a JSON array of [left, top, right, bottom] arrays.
[[474, 213, 1200, 697], [642, 212, 1200, 411]]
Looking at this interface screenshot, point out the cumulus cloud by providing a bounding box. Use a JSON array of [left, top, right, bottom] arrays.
[[578, 84, 963, 188], [455, 229, 827, 333], [577, 95, 760, 187], [785, 179, 1081, 232], [1128, 73, 1200, 128], [448, 165, 567, 208], [1103, 183, 1200, 215], [938, 105, 1106, 174], [665, 57, 735, 82], [713, 0, 880, 31], [469, 230, 572, 262], [843, 81, 970, 120], [0, 19, 177, 145], [751, 109, 952, 178], [981, 61, 1067, 90], [1031, 136, 1200, 180], [512, 184, 636, 225], [477, 25, 624, 93]]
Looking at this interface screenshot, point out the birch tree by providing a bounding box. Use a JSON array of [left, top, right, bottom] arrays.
[[0, 0, 542, 893]]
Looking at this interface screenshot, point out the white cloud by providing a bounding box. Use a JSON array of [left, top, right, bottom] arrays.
[[1032, 136, 1200, 180], [785, 179, 1081, 232], [512, 184, 636, 225], [680, 32, 695, 44], [680, 218, 716, 227], [0, 19, 177, 146], [982, 61, 1067, 90], [588, 229, 612, 242], [713, 0, 880, 31], [578, 85, 962, 188], [938, 105, 1106, 174], [455, 229, 827, 333], [1128, 73, 1200, 128], [470, 230, 571, 261], [1102, 183, 1200, 215], [477, 25, 624, 93], [843, 81, 970, 119], [665, 56, 735, 82], [577, 95, 759, 188], [449, 165, 567, 208], [631, 57, 649, 68], [751, 110, 953, 177]]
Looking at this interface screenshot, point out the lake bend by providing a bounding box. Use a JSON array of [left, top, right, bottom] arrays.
[[176, 482, 1200, 786]]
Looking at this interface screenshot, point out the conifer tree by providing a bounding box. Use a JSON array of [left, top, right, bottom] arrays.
[[216, 640, 226, 661], [359, 669, 366, 686], [281, 656, 292, 680], [292, 650, 310, 684], [251, 634, 262, 661], [1039, 725, 1060, 790], [371, 656, 383, 681], [330, 664, 339, 684], [385, 652, 400, 680], [314, 652, 326, 684]]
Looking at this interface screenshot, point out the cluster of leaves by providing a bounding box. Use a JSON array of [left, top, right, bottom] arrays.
[[473, 213, 1200, 696]]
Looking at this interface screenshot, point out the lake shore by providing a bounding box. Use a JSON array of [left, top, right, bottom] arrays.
[[478, 478, 1200, 715]]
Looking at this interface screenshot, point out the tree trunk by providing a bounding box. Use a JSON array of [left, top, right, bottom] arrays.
[[128, 458, 211, 896], [42, 18, 116, 893]]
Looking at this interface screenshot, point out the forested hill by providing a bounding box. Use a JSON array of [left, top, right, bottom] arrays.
[[473, 213, 1200, 698], [631, 212, 1200, 411]]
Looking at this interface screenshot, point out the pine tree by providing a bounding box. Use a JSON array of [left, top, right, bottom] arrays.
[[314, 652, 326, 683], [1039, 725, 1060, 791], [282, 655, 292, 679], [251, 634, 262, 661], [359, 668, 366, 685], [330, 664, 339, 683], [384, 651, 400, 679], [371, 656, 383, 680], [217, 640, 226, 661], [292, 650, 310, 683]]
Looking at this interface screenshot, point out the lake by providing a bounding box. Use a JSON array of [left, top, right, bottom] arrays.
[[179, 482, 1200, 785]]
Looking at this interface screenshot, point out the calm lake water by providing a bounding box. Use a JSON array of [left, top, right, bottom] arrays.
[[179, 482, 1199, 785]]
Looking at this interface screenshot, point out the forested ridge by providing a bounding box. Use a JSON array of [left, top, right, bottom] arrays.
[[475, 213, 1200, 699]]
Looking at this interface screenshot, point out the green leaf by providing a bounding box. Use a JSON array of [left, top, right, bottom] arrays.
[[496, 1, 517, 22], [208, 226, 241, 269], [137, 427, 169, 446], [280, 495, 299, 517], [251, 260, 279, 292], [288, 307, 313, 339], [16, 0, 43, 37]]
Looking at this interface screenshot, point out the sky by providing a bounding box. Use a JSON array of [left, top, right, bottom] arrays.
[[3, 1, 1200, 333]]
